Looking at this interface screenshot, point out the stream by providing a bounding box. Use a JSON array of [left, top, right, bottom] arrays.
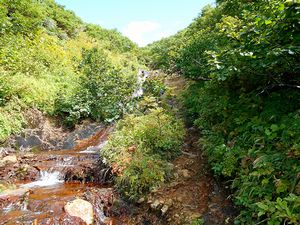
[[0, 126, 118, 225]]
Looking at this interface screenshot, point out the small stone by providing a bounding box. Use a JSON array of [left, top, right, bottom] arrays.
[[161, 205, 169, 215], [1, 155, 17, 164], [23, 153, 35, 158], [137, 197, 145, 203], [150, 200, 160, 209], [64, 199, 94, 225]]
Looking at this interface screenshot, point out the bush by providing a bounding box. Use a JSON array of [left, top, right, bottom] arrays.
[[102, 108, 185, 200], [183, 83, 300, 224], [143, 75, 166, 97], [55, 48, 138, 126], [0, 100, 24, 142], [117, 153, 171, 200]]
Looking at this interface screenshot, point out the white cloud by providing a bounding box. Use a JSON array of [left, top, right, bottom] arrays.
[[122, 21, 161, 47]]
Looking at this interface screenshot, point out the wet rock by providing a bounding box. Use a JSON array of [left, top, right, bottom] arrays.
[[0, 187, 30, 198], [5, 110, 104, 151], [1, 155, 17, 164], [64, 199, 94, 225]]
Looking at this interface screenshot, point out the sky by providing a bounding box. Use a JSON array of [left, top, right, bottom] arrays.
[[55, 0, 214, 47]]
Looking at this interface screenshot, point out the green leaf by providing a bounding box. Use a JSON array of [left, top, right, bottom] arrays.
[[257, 202, 269, 211], [278, 4, 285, 11], [271, 124, 279, 132], [265, 20, 272, 25]]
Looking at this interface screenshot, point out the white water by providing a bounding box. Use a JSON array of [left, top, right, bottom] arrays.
[[21, 171, 63, 188], [79, 140, 108, 154], [132, 70, 149, 98]]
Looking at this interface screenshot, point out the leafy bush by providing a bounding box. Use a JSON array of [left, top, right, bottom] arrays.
[[102, 108, 185, 200], [55, 48, 138, 126], [183, 81, 300, 224], [0, 100, 24, 142], [117, 152, 170, 200], [143, 75, 166, 97]]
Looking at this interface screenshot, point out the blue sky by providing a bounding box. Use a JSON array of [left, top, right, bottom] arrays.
[[55, 0, 214, 46]]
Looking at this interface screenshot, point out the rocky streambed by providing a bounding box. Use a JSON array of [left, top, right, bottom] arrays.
[[0, 124, 122, 225], [0, 97, 238, 225]]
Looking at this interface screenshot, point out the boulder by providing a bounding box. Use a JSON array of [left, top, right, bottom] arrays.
[[64, 199, 94, 225]]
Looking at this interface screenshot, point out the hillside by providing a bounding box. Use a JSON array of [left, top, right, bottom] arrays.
[[0, 0, 142, 141]]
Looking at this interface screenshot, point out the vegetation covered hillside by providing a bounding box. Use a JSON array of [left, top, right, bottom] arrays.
[[0, 0, 142, 141], [144, 0, 300, 224]]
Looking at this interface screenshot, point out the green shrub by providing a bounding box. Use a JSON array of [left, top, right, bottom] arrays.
[[117, 152, 171, 200], [143, 75, 166, 97], [183, 83, 300, 224], [102, 108, 185, 200], [55, 48, 138, 126], [0, 100, 24, 142]]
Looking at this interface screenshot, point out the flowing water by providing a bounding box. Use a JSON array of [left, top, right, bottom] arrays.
[[0, 126, 118, 225], [132, 70, 149, 98]]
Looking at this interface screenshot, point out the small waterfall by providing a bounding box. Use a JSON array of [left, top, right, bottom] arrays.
[[21, 171, 63, 188], [79, 140, 108, 154], [132, 70, 149, 98]]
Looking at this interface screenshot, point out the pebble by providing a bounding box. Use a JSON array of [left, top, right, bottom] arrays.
[[150, 200, 160, 209], [137, 197, 145, 203], [161, 205, 169, 215]]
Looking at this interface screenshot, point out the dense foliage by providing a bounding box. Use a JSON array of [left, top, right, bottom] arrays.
[[0, 0, 141, 141], [144, 0, 300, 224], [102, 81, 185, 200], [102, 108, 185, 200]]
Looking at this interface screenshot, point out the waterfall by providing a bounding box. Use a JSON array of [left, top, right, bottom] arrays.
[[132, 69, 149, 98], [21, 171, 63, 188]]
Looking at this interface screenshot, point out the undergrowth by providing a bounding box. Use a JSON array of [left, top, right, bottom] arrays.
[[102, 76, 185, 201]]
